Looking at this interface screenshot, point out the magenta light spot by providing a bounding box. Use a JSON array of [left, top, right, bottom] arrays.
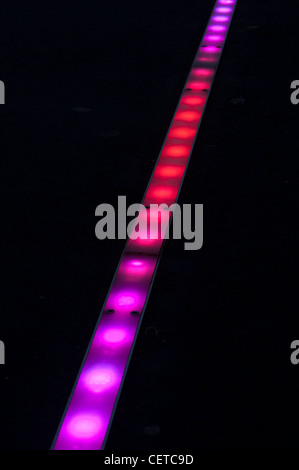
[[117, 295, 136, 306], [133, 237, 158, 246], [215, 7, 233, 13], [122, 257, 155, 277], [130, 261, 143, 267], [208, 25, 226, 32], [204, 34, 223, 42], [102, 328, 127, 344], [84, 367, 118, 393], [68, 414, 102, 439], [212, 15, 230, 22], [193, 68, 213, 77], [201, 46, 220, 53]]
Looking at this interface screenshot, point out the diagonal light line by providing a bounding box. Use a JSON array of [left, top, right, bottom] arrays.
[[52, 0, 238, 450]]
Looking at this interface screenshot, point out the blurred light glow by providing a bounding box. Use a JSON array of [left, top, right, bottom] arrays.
[[68, 414, 102, 439], [208, 25, 226, 32], [163, 145, 190, 158], [193, 68, 214, 77], [155, 165, 185, 178], [175, 110, 202, 122], [102, 328, 127, 344], [215, 7, 233, 13], [212, 15, 230, 22], [130, 260, 143, 267], [204, 34, 224, 42], [153, 187, 175, 197], [201, 45, 220, 53], [169, 126, 197, 137], [187, 81, 211, 91], [117, 295, 136, 306], [84, 367, 118, 393]]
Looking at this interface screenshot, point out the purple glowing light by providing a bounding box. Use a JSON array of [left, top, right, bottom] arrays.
[[208, 25, 226, 32], [117, 294, 136, 307], [212, 15, 230, 22], [218, 0, 235, 4], [215, 7, 233, 13], [121, 257, 157, 278], [102, 328, 127, 344], [84, 367, 118, 393], [204, 34, 224, 42], [68, 414, 102, 439], [201, 45, 220, 53]]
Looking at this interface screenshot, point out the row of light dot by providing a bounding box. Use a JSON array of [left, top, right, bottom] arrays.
[[52, 0, 238, 450]]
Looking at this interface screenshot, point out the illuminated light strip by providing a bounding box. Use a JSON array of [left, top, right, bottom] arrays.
[[52, 0, 238, 450]]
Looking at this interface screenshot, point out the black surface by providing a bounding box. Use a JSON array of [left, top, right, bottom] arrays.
[[0, 0, 298, 450]]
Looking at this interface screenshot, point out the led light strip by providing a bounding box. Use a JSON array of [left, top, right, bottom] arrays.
[[52, 0, 238, 450]]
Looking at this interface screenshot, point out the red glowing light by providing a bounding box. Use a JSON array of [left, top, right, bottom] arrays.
[[155, 165, 185, 179], [162, 145, 190, 158], [187, 80, 211, 91], [175, 110, 202, 122], [168, 127, 197, 138], [180, 96, 204, 106], [148, 186, 177, 200]]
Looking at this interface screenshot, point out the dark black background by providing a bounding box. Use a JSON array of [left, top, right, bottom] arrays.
[[0, 0, 298, 450]]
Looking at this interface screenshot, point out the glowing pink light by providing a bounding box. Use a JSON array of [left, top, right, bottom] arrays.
[[199, 57, 216, 63], [131, 237, 160, 246], [117, 295, 136, 307], [102, 329, 127, 344], [130, 260, 143, 267], [84, 367, 118, 393], [192, 68, 214, 77], [121, 258, 155, 277], [212, 15, 230, 22], [208, 25, 226, 32], [187, 81, 211, 91], [215, 7, 233, 13], [201, 46, 220, 53], [68, 414, 102, 439], [204, 34, 224, 42]]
